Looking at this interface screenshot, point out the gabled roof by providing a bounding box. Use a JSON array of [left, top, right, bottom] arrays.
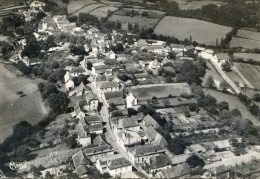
[[143, 114, 160, 129], [84, 115, 102, 124], [85, 92, 97, 101], [130, 144, 165, 157], [64, 71, 73, 83], [72, 150, 91, 168], [75, 82, 88, 94], [99, 81, 119, 89], [107, 157, 131, 170], [215, 53, 230, 60], [160, 163, 190, 178], [74, 103, 84, 116], [108, 97, 125, 106], [118, 118, 139, 129], [145, 126, 168, 146], [82, 144, 113, 156], [71, 67, 86, 74], [104, 91, 123, 100], [150, 154, 172, 170], [75, 165, 89, 176], [93, 135, 106, 145], [87, 123, 103, 132]]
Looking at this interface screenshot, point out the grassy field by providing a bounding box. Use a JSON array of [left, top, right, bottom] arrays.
[[0, 64, 47, 143], [131, 83, 191, 100], [67, 0, 95, 15], [204, 89, 260, 126], [154, 16, 232, 45], [109, 14, 160, 30], [179, 0, 223, 10], [233, 62, 260, 89], [89, 6, 118, 19], [71, 3, 105, 16], [236, 30, 260, 41], [0, 0, 26, 7], [233, 53, 260, 62], [230, 37, 260, 49]]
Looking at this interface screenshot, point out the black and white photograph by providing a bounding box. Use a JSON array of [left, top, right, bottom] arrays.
[[0, 0, 260, 178]]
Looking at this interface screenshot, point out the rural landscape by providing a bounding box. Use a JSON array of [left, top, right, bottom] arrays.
[[0, 0, 260, 178]]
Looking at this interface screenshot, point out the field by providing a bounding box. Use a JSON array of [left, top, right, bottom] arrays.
[[0, 0, 26, 7], [236, 30, 260, 41], [89, 6, 118, 19], [122, 8, 165, 18], [233, 53, 260, 62], [67, 0, 95, 15], [131, 83, 191, 100], [71, 3, 106, 16], [154, 16, 232, 45], [233, 62, 260, 89], [0, 64, 47, 143], [109, 15, 160, 30], [179, 0, 223, 10], [204, 89, 260, 126], [230, 37, 260, 49]]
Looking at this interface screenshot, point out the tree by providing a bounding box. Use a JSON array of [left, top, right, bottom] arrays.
[[17, 61, 31, 75], [205, 75, 215, 88], [128, 22, 133, 30], [221, 61, 232, 72], [47, 92, 69, 113], [87, 61, 93, 71], [113, 43, 124, 54], [66, 136, 77, 148], [252, 93, 260, 102], [22, 35, 41, 58], [219, 80, 230, 91], [218, 101, 229, 111], [186, 155, 205, 168]]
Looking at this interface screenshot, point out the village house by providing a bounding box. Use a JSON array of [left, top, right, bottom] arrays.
[[93, 135, 106, 145], [126, 92, 138, 109], [184, 45, 194, 52], [72, 150, 91, 177], [155, 163, 191, 178], [143, 114, 160, 129], [22, 57, 41, 67], [112, 117, 140, 134], [82, 144, 114, 163], [200, 49, 215, 60], [69, 67, 87, 77], [96, 154, 132, 177], [140, 45, 164, 55], [194, 46, 206, 54], [170, 44, 185, 52], [87, 123, 104, 134], [213, 53, 230, 64], [38, 16, 58, 35], [92, 64, 110, 76], [117, 129, 142, 151], [148, 154, 172, 175], [144, 126, 168, 147], [64, 72, 74, 91], [84, 115, 102, 125], [97, 81, 120, 95], [128, 144, 166, 164], [71, 103, 85, 120]]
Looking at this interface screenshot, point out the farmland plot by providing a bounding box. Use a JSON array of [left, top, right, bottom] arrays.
[[234, 63, 260, 89], [236, 30, 260, 41], [233, 53, 260, 62], [154, 16, 232, 45], [179, 0, 223, 10], [109, 15, 160, 30], [67, 0, 95, 15], [72, 3, 106, 16], [230, 37, 260, 49], [131, 83, 191, 100], [89, 6, 118, 18]]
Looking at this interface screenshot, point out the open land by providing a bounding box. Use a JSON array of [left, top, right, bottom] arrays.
[[233, 63, 260, 89], [230, 37, 260, 49], [204, 89, 260, 126], [89, 6, 118, 19], [109, 14, 160, 30], [71, 3, 106, 16], [154, 16, 232, 45], [131, 83, 191, 100], [179, 0, 223, 10], [233, 53, 260, 62], [67, 0, 95, 15], [0, 64, 47, 143]]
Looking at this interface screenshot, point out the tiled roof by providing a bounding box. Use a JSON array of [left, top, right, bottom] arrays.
[[145, 126, 168, 146], [85, 92, 97, 101], [150, 154, 172, 170], [131, 144, 165, 157], [82, 144, 113, 156], [108, 97, 125, 106], [93, 135, 106, 145], [107, 157, 131, 170], [75, 165, 89, 176], [215, 53, 230, 60], [99, 81, 119, 89], [171, 153, 192, 165], [160, 163, 190, 178], [72, 150, 90, 168], [84, 115, 102, 124], [104, 91, 123, 100], [143, 114, 160, 129], [118, 118, 139, 129], [87, 123, 103, 132], [71, 67, 86, 73]]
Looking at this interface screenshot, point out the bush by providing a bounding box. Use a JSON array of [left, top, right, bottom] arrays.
[[186, 155, 205, 168]]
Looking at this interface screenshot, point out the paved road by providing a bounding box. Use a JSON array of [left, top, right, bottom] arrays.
[[210, 59, 241, 94]]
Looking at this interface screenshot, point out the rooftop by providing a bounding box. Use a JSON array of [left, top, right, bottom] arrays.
[[130, 144, 165, 157], [107, 157, 132, 170], [150, 154, 172, 170], [82, 144, 113, 156]]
